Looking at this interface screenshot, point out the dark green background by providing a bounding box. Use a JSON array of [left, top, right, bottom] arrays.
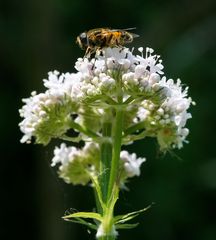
[[1, 0, 216, 239]]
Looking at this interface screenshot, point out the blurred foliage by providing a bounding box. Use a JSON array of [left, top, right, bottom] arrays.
[[1, 0, 216, 239]]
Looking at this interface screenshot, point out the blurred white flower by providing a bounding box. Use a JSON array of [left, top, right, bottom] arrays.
[[51, 142, 100, 185], [51, 142, 146, 185], [51, 143, 79, 167], [120, 150, 146, 177]]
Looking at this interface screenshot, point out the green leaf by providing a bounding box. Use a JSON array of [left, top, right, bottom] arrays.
[[64, 217, 98, 230], [107, 183, 119, 212], [63, 211, 102, 222], [115, 213, 140, 224], [88, 173, 105, 211], [115, 223, 139, 229], [114, 205, 152, 224]]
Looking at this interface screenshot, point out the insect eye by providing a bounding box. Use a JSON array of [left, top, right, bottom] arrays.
[[79, 32, 88, 46], [80, 33, 87, 39], [124, 34, 131, 41], [79, 33, 88, 44]]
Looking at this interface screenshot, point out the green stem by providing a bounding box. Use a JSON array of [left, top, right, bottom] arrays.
[[97, 71, 124, 240], [100, 122, 112, 203], [98, 236, 115, 240], [107, 109, 124, 200], [97, 109, 124, 240], [69, 120, 99, 139]]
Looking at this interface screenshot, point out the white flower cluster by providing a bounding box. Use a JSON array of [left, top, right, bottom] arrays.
[[72, 47, 164, 101], [19, 71, 81, 144], [19, 46, 193, 150], [157, 78, 192, 149], [52, 143, 145, 185], [52, 142, 100, 185], [134, 77, 193, 149], [19, 91, 64, 143]]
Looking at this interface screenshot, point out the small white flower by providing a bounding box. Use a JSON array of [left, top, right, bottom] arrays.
[[138, 47, 144, 53], [120, 151, 146, 177], [157, 108, 164, 116], [137, 107, 150, 121], [134, 65, 146, 79], [149, 73, 160, 85], [51, 143, 79, 167]]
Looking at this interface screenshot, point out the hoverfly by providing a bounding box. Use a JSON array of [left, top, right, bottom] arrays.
[[76, 27, 139, 57]]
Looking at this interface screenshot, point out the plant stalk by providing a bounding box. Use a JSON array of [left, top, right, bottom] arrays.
[[97, 71, 124, 239], [96, 108, 124, 240], [100, 122, 112, 203], [107, 109, 123, 200]]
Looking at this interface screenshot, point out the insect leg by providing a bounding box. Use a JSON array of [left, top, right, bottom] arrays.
[[85, 47, 95, 58]]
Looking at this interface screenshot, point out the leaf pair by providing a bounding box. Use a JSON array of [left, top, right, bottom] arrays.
[[62, 204, 153, 231]]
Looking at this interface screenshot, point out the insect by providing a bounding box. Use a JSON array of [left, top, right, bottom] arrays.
[[76, 27, 139, 57]]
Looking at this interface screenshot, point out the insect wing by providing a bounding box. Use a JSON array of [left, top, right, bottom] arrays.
[[110, 28, 139, 38]]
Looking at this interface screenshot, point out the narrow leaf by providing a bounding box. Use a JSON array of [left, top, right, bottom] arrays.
[[64, 217, 97, 230], [63, 211, 102, 222], [108, 183, 119, 212], [88, 173, 105, 211], [114, 204, 152, 224], [116, 214, 139, 224], [115, 223, 139, 229]]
